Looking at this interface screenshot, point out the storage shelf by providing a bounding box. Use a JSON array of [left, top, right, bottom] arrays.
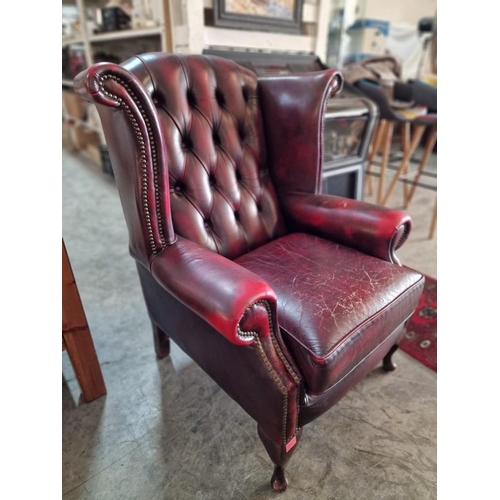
[[62, 0, 328, 169], [89, 26, 163, 43], [62, 36, 84, 46], [62, 0, 170, 167]]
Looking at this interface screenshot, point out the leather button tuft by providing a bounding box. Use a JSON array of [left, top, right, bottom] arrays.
[[151, 91, 165, 107], [213, 131, 221, 146], [182, 136, 193, 151], [209, 174, 217, 187], [234, 211, 240, 221], [215, 88, 226, 107], [186, 89, 197, 107]]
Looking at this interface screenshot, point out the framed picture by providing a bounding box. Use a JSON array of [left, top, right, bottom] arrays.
[[213, 0, 304, 34]]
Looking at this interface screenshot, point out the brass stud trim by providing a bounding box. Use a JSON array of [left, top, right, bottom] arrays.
[[237, 299, 301, 444], [99, 73, 166, 253]]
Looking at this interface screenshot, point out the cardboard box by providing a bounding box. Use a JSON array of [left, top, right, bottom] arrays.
[[86, 104, 102, 132], [69, 124, 100, 151], [62, 122, 76, 152], [63, 90, 86, 120], [85, 144, 103, 168], [346, 18, 390, 57], [348, 18, 390, 37]]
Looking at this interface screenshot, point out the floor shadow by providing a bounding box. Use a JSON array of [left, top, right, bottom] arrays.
[[62, 376, 106, 496]]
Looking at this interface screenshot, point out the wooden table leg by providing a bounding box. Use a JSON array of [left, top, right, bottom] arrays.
[[62, 240, 106, 403]]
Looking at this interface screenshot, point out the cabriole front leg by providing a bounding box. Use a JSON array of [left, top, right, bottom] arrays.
[[382, 344, 399, 371], [258, 425, 303, 493], [136, 263, 303, 491]]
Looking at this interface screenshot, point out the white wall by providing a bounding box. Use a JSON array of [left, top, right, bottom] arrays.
[[361, 0, 436, 26]]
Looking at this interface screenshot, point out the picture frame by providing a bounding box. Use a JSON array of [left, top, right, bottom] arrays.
[[213, 0, 304, 34]]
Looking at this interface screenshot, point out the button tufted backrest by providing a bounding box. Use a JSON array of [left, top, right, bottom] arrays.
[[122, 53, 286, 260]]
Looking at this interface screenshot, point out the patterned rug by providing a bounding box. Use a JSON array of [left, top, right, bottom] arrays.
[[400, 274, 437, 371]]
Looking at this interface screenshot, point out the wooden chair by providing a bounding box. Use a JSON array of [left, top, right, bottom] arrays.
[[62, 239, 106, 403], [399, 81, 437, 239], [357, 80, 437, 239]]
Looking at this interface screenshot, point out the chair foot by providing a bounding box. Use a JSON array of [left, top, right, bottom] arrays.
[[382, 344, 399, 371], [152, 322, 170, 359], [271, 465, 288, 493], [258, 425, 302, 492]]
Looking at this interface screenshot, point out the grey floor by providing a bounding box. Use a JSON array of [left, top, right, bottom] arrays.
[[62, 146, 437, 500]]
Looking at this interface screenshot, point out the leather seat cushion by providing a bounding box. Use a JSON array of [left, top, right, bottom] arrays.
[[235, 233, 424, 394]]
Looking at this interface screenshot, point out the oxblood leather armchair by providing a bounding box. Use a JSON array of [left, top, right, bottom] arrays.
[[74, 53, 424, 492]]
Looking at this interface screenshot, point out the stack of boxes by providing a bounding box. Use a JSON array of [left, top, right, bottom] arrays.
[[62, 90, 102, 165], [343, 18, 390, 66]]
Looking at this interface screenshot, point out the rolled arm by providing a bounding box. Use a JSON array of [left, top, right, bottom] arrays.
[[281, 193, 412, 264], [149, 236, 278, 345], [149, 236, 302, 448]]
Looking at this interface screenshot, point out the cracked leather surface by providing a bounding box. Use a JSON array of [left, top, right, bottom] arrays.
[[236, 233, 424, 394]]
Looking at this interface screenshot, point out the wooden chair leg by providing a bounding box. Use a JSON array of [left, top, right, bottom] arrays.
[[428, 197, 437, 239], [62, 240, 106, 403], [377, 121, 394, 205], [152, 322, 170, 359], [258, 425, 303, 493], [380, 124, 425, 206], [366, 119, 386, 196], [404, 126, 437, 208], [401, 122, 411, 202], [383, 344, 399, 371]]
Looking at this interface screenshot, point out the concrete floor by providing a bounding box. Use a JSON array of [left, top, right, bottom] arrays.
[[62, 146, 437, 500]]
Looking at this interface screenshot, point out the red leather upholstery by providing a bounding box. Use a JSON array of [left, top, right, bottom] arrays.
[[258, 71, 343, 195], [124, 53, 286, 259], [280, 193, 411, 264], [74, 52, 424, 492], [236, 233, 424, 394], [150, 235, 277, 345]]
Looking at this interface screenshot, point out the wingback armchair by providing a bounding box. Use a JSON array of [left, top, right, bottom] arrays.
[[74, 53, 424, 492]]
